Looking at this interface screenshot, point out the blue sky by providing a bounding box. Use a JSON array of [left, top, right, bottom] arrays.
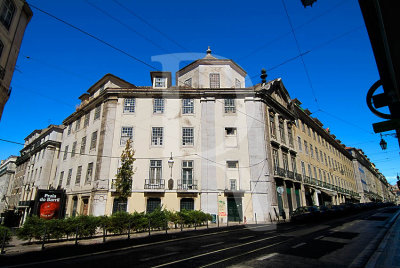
[[0, 0, 398, 184]]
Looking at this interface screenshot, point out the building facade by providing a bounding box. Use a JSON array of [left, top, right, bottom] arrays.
[[0, 0, 32, 120], [0, 155, 17, 217]]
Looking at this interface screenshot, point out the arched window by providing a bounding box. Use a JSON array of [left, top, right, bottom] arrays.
[[0, 0, 16, 30]]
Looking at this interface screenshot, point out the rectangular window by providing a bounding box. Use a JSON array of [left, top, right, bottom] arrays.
[[288, 124, 294, 147], [291, 156, 297, 173], [85, 163, 93, 184], [75, 166, 82, 185], [308, 164, 312, 179], [66, 168, 72, 186], [313, 130, 316, 140], [0, 0, 15, 30], [230, 179, 237, 190], [182, 127, 194, 146], [182, 160, 193, 186], [123, 98, 135, 113], [153, 98, 164, 113], [315, 148, 319, 161], [58, 171, 64, 187], [310, 144, 314, 158], [67, 124, 72, 135], [269, 113, 276, 139], [224, 98, 236, 113], [298, 137, 302, 151], [301, 161, 306, 178], [121, 127, 133, 146], [279, 119, 286, 144], [282, 153, 289, 172], [151, 127, 163, 146], [90, 131, 98, 150], [182, 99, 194, 114], [209, 73, 220, 88], [147, 198, 161, 213], [154, 77, 166, 88], [71, 141, 77, 157], [320, 151, 324, 163], [272, 149, 279, 171], [80, 136, 86, 154], [301, 121, 305, 132], [235, 78, 241, 88], [84, 112, 90, 127], [94, 105, 101, 120], [75, 117, 81, 131], [227, 161, 239, 168], [225, 127, 237, 136], [304, 141, 308, 155], [307, 125, 311, 136], [63, 146, 68, 160], [149, 160, 162, 184]]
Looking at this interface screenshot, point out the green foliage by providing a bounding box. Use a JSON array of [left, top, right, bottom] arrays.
[[108, 211, 130, 234], [147, 207, 168, 230], [115, 139, 135, 199], [45, 219, 66, 240], [130, 211, 147, 232], [17, 216, 46, 241], [74, 215, 98, 238], [0, 225, 12, 244]]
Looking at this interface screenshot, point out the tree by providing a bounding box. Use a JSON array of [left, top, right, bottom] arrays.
[[115, 139, 135, 199]]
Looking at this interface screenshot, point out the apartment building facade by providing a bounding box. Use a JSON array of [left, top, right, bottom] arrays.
[[0, 0, 32, 120], [0, 155, 17, 216]]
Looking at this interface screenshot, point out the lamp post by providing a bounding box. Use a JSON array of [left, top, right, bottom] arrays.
[[168, 153, 174, 190], [380, 134, 387, 150]]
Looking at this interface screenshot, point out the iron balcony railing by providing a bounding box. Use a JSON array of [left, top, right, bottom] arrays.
[[287, 171, 295, 180], [295, 173, 302, 182], [177, 180, 198, 190], [144, 179, 165, 189]]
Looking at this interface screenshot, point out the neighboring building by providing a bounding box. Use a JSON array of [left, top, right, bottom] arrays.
[[348, 148, 390, 203], [14, 124, 63, 223], [0, 155, 17, 217], [0, 0, 32, 121]]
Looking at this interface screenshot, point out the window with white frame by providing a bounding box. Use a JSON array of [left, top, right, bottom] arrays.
[[182, 127, 194, 146], [94, 105, 101, 120], [63, 146, 68, 160], [154, 77, 166, 88], [66, 168, 72, 186], [310, 144, 314, 158], [58, 171, 64, 187], [209, 73, 220, 88], [75, 117, 81, 131], [67, 124, 72, 135], [225, 127, 236, 136], [224, 98, 236, 113], [153, 98, 164, 113], [182, 160, 193, 187], [121, 127, 133, 146], [298, 137, 302, 151], [75, 166, 82, 185], [85, 163, 93, 184], [123, 98, 135, 113], [84, 112, 90, 127], [230, 179, 237, 190], [80, 136, 86, 154], [227, 161, 238, 168], [90, 131, 98, 150], [71, 141, 77, 157], [151, 127, 163, 146], [269, 113, 276, 139], [304, 141, 308, 155], [272, 149, 279, 172], [235, 78, 241, 88], [182, 99, 194, 114], [149, 160, 162, 184], [0, 0, 15, 30]]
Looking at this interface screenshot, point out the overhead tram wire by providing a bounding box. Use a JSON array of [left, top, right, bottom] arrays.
[[29, 4, 159, 71], [111, 0, 189, 52], [281, 0, 319, 108]]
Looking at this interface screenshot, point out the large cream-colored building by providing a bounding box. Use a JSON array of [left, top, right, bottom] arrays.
[[0, 0, 32, 121]]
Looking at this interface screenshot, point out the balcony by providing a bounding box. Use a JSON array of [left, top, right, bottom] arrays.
[[295, 173, 302, 182], [144, 179, 165, 190], [287, 171, 295, 180], [177, 180, 198, 191]]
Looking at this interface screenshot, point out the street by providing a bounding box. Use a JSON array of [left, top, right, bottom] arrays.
[[1, 207, 399, 268]]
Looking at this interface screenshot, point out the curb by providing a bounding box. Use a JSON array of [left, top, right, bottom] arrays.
[[350, 207, 400, 268]]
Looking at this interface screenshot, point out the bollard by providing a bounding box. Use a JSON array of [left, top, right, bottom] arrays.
[[148, 218, 151, 236], [75, 226, 79, 246], [227, 218, 229, 227], [207, 220, 209, 229], [180, 221, 183, 231], [165, 219, 168, 235], [41, 227, 47, 250], [269, 212, 273, 223], [1, 229, 7, 254], [217, 215, 219, 228], [103, 227, 106, 243], [255, 213, 257, 224], [128, 222, 131, 240], [194, 222, 197, 230]]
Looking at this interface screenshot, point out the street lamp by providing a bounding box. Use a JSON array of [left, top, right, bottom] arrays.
[[168, 153, 174, 190], [379, 134, 387, 150]]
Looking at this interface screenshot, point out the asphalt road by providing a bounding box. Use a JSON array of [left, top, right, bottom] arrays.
[[1, 207, 399, 268]]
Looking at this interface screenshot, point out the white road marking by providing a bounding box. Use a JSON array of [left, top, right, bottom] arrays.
[[292, 242, 306, 248], [140, 252, 177, 262], [151, 235, 281, 268], [239, 235, 255, 240], [257, 252, 278, 261], [200, 242, 224, 248], [315, 235, 324, 240]]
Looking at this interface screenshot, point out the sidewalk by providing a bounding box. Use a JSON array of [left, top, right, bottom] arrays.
[[366, 209, 400, 268]]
